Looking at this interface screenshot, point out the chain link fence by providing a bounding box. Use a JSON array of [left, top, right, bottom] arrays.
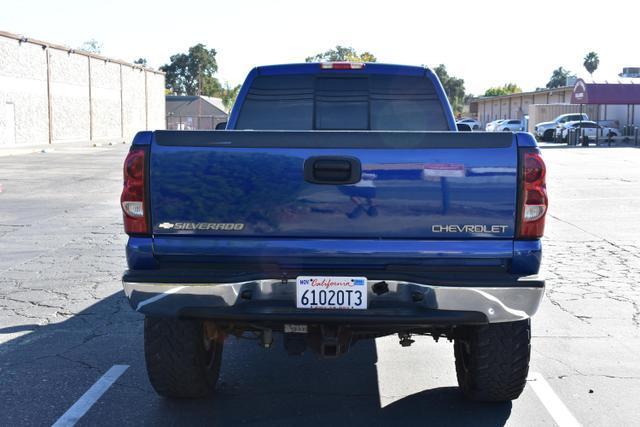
[[166, 115, 225, 130]]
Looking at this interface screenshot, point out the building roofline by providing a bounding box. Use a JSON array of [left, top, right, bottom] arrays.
[[472, 86, 573, 102], [166, 95, 224, 104], [0, 30, 164, 75], [165, 95, 228, 117], [166, 95, 200, 99]]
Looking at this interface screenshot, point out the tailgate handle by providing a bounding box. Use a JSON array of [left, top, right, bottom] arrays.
[[304, 156, 361, 185]]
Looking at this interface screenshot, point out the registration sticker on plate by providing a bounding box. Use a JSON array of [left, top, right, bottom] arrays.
[[296, 276, 367, 310], [284, 324, 308, 334]]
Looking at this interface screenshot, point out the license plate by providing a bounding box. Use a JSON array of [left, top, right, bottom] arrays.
[[296, 276, 367, 310]]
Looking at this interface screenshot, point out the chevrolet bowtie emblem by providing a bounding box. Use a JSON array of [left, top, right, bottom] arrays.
[[158, 222, 175, 229]]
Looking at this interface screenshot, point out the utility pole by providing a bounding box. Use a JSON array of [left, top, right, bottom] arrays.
[[197, 64, 202, 129]]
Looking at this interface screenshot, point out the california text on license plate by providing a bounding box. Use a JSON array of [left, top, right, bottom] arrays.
[[296, 276, 367, 309]]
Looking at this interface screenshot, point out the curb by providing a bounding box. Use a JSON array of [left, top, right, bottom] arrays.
[[0, 140, 127, 157]]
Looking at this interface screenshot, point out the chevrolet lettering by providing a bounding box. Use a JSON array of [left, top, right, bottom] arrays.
[[432, 224, 509, 233]]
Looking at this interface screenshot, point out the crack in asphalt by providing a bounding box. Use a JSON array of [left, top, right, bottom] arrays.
[[111, 382, 155, 395], [53, 353, 102, 372], [548, 213, 640, 260], [553, 373, 640, 381], [542, 215, 640, 330]]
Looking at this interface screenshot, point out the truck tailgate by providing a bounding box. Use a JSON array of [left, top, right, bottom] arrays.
[[149, 130, 517, 240]]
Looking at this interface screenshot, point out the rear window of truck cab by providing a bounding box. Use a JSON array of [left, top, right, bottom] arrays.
[[235, 74, 449, 131]]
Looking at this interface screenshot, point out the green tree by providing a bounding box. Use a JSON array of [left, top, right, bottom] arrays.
[[583, 51, 599, 79], [357, 51, 377, 63], [546, 67, 575, 88], [484, 83, 522, 96], [78, 39, 102, 54], [305, 45, 377, 63], [433, 64, 466, 114], [160, 44, 221, 96], [133, 58, 148, 66], [220, 82, 242, 112]]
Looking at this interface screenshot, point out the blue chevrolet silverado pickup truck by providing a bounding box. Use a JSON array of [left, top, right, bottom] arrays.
[[121, 62, 548, 402]]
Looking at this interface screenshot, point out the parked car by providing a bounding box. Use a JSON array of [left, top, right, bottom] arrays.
[[456, 118, 480, 130], [496, 119, 524, 132], [485, 119, 506, 132], [556, 120, 620, 143], [534, 113, 589, 141], [121, 62, 547, 403]]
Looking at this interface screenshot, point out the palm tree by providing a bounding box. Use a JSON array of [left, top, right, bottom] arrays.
[[220, 83, 242, 113], [583, 52, 600, 80]]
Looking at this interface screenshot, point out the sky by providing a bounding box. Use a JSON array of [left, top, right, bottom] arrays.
[[2, 0, 639, 95]]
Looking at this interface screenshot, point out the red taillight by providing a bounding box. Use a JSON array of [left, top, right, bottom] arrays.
[[320, 62, 365, 70], [517, 149, 548, 239], [121, 149, 148, 235]]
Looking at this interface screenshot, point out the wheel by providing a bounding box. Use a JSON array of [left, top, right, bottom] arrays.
[[454, 319, 530, 402], [543, 129, 555, 141], [144, 316, 224, 398]]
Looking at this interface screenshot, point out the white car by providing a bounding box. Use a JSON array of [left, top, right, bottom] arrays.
[[534, 113, 589, 141], [557, 121, 620, 143], [496, 119, 524, 132], [456, 118, 480, 130], [485, 119, 506, 132]]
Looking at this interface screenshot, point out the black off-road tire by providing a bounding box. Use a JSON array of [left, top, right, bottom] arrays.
[[454, 319, 530, 402], [144, 316, 223, 398]]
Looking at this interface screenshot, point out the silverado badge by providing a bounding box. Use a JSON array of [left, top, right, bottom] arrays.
[[157, 222, 245, 231]]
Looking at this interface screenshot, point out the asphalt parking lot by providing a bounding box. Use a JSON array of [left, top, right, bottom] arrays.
[[1, 142, 639, 426]]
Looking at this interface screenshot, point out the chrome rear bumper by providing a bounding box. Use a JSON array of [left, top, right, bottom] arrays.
[[123, 277, 544, 324]]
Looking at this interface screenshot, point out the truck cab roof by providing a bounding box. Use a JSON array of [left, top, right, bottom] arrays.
[[252, 62, 430, 76]]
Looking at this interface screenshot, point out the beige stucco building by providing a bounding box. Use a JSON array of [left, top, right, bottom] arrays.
[[471, 86, 574, 126], [470, 79, 640, 133]]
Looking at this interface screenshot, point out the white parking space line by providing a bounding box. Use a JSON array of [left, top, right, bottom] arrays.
[[528, 372, 582, 427], [52, 365, 129, 427]]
